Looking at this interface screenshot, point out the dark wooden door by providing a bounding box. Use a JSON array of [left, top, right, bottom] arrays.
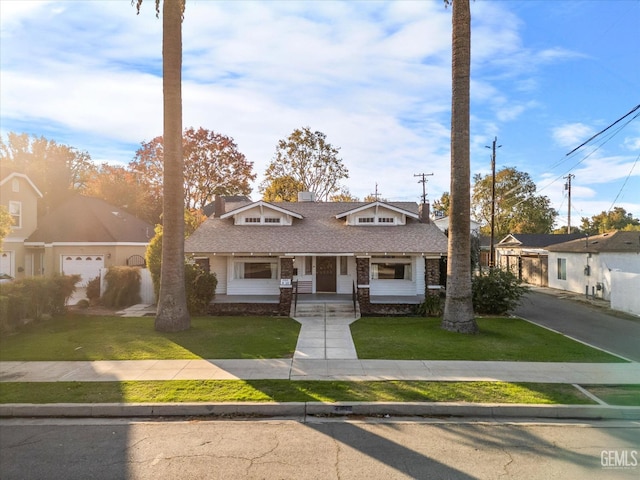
[[316, 256, 336, 292]]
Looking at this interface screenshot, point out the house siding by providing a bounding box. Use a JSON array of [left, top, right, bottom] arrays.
[[211, 256, 227, 294]]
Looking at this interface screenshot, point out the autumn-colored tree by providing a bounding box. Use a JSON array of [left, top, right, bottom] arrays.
[[0, 205, 13, 246], [329, 188, 359, 202], [441, 0, 478, 334], [472, 167, 557, 238], [580, 207, 640, 234], [262, 175, 304, 202], [131, 127, 255, 212], [84, 163, 162, 225], [0, 132, 97, 216], [261, 127, 348, 201]]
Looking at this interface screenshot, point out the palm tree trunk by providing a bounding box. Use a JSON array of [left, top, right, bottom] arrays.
[[155, 0, 190, 332], [441, 0, 478, 333]]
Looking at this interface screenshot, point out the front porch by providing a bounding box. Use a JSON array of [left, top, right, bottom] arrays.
[[207, 293, 426, 317]]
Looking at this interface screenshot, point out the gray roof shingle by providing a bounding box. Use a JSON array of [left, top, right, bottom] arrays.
[[26, 195, 154, 243], [186, 201, 448, 255]]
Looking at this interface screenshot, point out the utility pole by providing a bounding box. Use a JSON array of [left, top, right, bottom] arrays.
[[414, 173, 434, 203], [564, 174, 575, 234], [370, 183, 381, 200], [485, 137, 502, 268]]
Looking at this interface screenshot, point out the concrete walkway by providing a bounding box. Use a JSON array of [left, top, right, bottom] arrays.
[[292, 317, 359, 359], [1, 359, 639, 384]]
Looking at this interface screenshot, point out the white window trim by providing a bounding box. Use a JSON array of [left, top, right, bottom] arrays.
[[9, 201, 22, 229]]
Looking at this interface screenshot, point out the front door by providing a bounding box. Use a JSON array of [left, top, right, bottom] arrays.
[[316, 256, 336, 292]]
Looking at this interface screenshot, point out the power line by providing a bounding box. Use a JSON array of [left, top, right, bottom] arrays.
[[608, 152, 639, 212], [565, 103, 640, 157]]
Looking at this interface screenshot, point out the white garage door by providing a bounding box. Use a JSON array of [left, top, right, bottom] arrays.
[[61, 255, 104, 286]]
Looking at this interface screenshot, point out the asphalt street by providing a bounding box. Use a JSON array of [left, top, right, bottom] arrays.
[[514, 289, 640, 362], [1, 418, 638, 480]]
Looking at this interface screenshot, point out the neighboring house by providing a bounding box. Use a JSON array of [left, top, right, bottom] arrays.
[[25, 195, 155, 285], [0, 172, 43, 279], [495, 233, 584, 286], [185, 195, 448, 315], [546, 231, 640, 306], [1, 171, 154, 287], [432, 215, 486, 269]]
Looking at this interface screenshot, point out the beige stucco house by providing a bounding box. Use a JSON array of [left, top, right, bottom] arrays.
[[1, 172, 154, 286]]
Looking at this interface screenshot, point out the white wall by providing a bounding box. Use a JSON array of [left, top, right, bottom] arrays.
[[610, 271, 640, 316]]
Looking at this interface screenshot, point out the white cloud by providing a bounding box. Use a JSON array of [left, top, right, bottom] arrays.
[[552, 123, 595, 150]]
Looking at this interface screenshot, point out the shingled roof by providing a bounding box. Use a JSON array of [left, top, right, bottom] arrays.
[[185, 201, 448, 256], [26, 195, 154, 244], [497, 233, 584, 249], [545, 231, 640, 253]]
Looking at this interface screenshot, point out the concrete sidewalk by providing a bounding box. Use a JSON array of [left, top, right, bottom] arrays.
[[2, 307, 639, 419], [2, 359, 639, 383]]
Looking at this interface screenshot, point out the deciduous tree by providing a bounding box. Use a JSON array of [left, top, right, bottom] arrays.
[[131, 127, 255, 212], [261, 127, 348, 201], [84, 163, 161, 225], [0, 132, 96, 216], [472, 167, 557, 238], [580, 207, 640, 234]]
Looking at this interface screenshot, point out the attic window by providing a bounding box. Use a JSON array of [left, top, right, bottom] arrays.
[[264, 217, 281, 224], [12, 179, 19, 192], [378, 217, 394, 223], [358, 217, 374, 223], [245, 217, 261, 223]]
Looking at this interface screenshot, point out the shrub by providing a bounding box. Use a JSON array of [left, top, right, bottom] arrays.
[[472, 268, 528, 315], [145, 224, 163, 300], [86, 276, 101, 304], [0, 274, 80, 331], [416, 292, 445, 317], [185, 263, 217, 315], [102, 267, 141, 308]]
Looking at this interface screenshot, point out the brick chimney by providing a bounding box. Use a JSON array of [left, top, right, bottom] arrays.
[[214, 195, 226, 217], [418, 202, 430, 223]]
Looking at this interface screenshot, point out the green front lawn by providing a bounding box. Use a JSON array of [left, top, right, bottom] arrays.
[[0, 380, 595, 405], [0, 315, 300, 361], [351, 317, 626, 362]]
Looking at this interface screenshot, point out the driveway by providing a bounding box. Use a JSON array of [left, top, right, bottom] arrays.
[[514, 287, 640, 362]]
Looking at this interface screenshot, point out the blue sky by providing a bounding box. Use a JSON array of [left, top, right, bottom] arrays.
[[1, 0, 638, 226]]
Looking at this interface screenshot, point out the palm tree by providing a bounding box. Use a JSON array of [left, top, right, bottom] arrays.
[[134, 0, 190, 332], [441, 0, 478, 333]]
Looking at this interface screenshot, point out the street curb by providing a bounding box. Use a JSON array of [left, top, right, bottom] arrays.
[[1, 402, 639, 420]]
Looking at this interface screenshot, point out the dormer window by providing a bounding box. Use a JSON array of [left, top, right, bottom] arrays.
[[264, 217, 281, 224], [245, 217, 261, 223], [378, 217, 394, 224], [358, 217, 375, 224]]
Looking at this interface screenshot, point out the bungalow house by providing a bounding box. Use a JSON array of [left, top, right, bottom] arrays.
[[1, 172, 154, 286], [494, 233, 584, 286], [185, 194, 448, 316], [546, 231, 640, 310]]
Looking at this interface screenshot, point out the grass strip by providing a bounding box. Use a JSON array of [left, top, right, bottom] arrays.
[[0, 380, 595, 405], [0, 316, 300, 361], [351, 317, 626, 362], [581, 385, 640, 406]]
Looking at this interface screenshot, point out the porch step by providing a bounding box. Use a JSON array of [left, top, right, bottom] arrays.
[[293, 302, 358, 318]]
